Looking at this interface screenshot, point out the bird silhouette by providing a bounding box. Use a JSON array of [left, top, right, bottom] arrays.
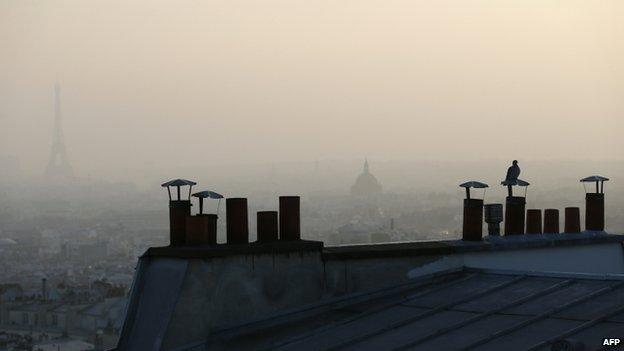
[[505, 160, 521, 182], [504, 160, 521, 197]]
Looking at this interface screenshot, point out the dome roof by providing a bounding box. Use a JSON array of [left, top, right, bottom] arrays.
[[351, 160, 382, 196]]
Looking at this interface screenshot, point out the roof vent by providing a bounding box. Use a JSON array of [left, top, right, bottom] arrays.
[[484, 204, 503, 236]]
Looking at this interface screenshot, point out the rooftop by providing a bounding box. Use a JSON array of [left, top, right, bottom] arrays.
[[200, 267, 624, 351], [143, 231, 622, 260]]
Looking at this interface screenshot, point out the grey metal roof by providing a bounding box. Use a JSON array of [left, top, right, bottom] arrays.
[[198, 268, 624, 351]]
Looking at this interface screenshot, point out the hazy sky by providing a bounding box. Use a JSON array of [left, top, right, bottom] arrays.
[[1, 0, 622, 177]]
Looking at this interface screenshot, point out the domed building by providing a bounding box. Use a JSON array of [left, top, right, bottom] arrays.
[[350, 159, 382, 196]]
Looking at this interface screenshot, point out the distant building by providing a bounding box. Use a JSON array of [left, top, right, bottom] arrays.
[[350, 159, 382, 196], [2, 297, 127, 337], [0, 284, 23, 302], [76, 297, 127, 334]]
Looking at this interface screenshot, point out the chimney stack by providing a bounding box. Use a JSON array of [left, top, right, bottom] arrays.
[[581, 176, 609, 231], [186, 214, 218, 245], [162, 179, 196, 246], [279, 196, 301, 241], [459, 181, 488, 241], [504, 196, 526, 235], [257, 211, 278, 243], [565, 207, 581, 233], [543, 209, 560, 233], [526, 209, 542, 234], [502, 179, 529, 236], [226, 198, 249, 244], [186, 191, 223, 245]]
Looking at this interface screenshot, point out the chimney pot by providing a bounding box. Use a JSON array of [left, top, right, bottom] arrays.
[[585, 193, 605, 231], [257, 211, 278, 243], [543, 209, 560, 233], [226, 198, 249, 244], [504, 196, 526, 235], [279, 196, 301, 241], [161, 179, 196, 246], [526, 209, 542, 234], [169, 200, 191, 246], [580, 175, 609, 231], [462, 199, 484, 241], [459, 181, 488, 241], [186, 214, 218, 245], [565, 207, 581, 233]]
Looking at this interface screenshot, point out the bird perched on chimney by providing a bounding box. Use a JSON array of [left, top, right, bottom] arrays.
[[504, 160, 521, 196], [506, 160, 520, 182]]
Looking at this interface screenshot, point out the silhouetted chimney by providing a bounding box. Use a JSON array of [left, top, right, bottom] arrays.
[[581, 176, 609, 231], [526, 209, 542, 234], [543, 209, 560, 233], [257, 211, 278, 243], [502, 179, 529, 236], [279, 196, 301, 241], [226, 198, 249, 244], [186, 191, 219, 245], [459, 181, 488, 241], [186, 214, 217, 245], [162, 179, 196, 246], [565, 207, 581, 233], [505, 196, 526, 235]]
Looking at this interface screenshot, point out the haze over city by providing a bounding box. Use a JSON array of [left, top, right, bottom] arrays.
[[0, 2, 623, 350], [1, 0, 623, 182]]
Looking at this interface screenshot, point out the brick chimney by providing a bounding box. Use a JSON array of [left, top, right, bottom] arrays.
[[226, 198, 249, 244], [565, 207, 581, 233], [257, 211, 278, 243], [581, 176, 609, 231], [526, 209, 542, 234], [162, 179, 196, 246], [279, 196, 301, 241], [459, 181, 488, 241], [502, 179, 529, 235], [543, 209, 560, 234], [186, 191, 222, 245]]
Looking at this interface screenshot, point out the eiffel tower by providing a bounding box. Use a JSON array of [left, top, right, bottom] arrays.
[[46, 82, 73, 178]]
